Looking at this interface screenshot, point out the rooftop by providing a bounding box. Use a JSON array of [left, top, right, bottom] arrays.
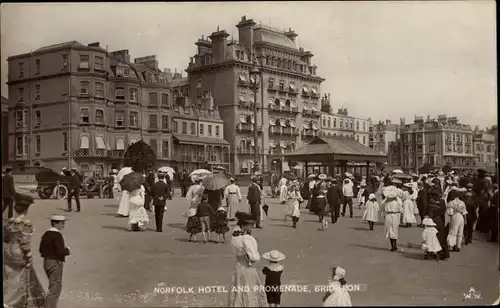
[[35, 41, 85, 52], [254, 26, 296, 49]]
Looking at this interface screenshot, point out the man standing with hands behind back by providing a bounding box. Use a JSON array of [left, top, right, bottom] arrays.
[[152, 173, 170, 232], [2, 166, 16, 218], [247, 175, 263, 229], [67, 168, 81, 212]]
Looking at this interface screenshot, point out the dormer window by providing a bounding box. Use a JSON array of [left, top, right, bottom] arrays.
[[123, 68, 129, 77]]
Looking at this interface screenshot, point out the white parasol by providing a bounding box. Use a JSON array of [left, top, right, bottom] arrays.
[[117, 167, 133, 183], [189, 169, 212, 181], [157, 166, 175, 180], [392, 169, 404, 174]]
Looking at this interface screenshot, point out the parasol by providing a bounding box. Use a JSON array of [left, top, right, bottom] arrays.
[[392, 169, 404, 174], [202, 173, 230, 190], [262, 204, 269, 216], [119, 172, 144, 192], [392, 173, 412, 180], [190, 169, 212, 181], [117, 167, 133, 183], [157, 166, 175, 180]]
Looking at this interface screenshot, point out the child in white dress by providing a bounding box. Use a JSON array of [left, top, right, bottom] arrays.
[[362, 193, 379, 231], [402, 184, 417, 227], [421, 217, 442, 261]]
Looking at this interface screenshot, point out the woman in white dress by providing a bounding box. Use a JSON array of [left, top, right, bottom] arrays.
[[401, 184, 417, 227], [322, 267, 352, 307], [128, 185, 149, 231], [381, 184, 403, 251], [284, 183, 303, 228], [446, 190, 467, 252], [225, 178, 242, 220], [227, 221, 267, 307], [362, 193, 379, 230]]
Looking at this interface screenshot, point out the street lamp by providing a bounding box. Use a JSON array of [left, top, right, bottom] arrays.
[[249, 60, 260, 173]]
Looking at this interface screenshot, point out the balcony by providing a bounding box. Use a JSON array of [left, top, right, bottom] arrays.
[[237, 147, 256, 155], [107, 150, 125, 158], [237, 123, 263, 132], [301, 90, 310, 98], [238, 79, 249, 87], [302, 109, 312, 115], [311, 91, 320, 99], [174, 154, 206, 162], [267, 84, 277, 92], [278, 85, 287, 94], [288, 86, 298, 95], [74, 148, 108, 158], [303, 129, 317, 137]]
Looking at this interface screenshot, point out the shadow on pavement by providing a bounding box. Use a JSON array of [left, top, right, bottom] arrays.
[[101, 225, 128, 231], [351, 227, 370, 231], [103, 204, 118, 208], [174, 238, 192, 243], [350, 244, 392, 252], [399, 250, 425, 260], [269, 223, 293, 228], [167, 223, 186, 230], [101, 213, 119, 217]]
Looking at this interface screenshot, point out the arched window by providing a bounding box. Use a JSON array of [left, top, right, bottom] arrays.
[[240, 139, 246, 150], [356, 121, 360, 131], [333, 118, 337, 127], [274, 98, 280, 106], [363, 122, 366, 131], [285, 99, 291, 106]]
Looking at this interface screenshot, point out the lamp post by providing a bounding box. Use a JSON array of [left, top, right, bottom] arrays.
[[249, 60, 260, 173]]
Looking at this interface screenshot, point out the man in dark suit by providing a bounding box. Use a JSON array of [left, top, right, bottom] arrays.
[[145, 170, 155, 211], [180, 170, 190, 197], [416, 182, 428, 227], [152, 174, 170, 232], [326, 178, 342, 224], [2, 166, 16, 218], [67, 168, 81, 212], [247, 176, 262, 229]]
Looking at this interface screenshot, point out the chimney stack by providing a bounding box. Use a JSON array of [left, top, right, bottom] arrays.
[[236, 16, 256, 51], [110, 49, 130, 62], [134, 55, 158, 70], [209, 29, 230, 63], [88, 42, 100, 48], [284, 27, 298, 43]]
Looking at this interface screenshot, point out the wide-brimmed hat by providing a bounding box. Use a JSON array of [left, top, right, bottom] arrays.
[[345, 172, 353, 178], [332, 266, 346, 281], [14, 193, 34, 206], [308, 174, 316, 179], [217, 206, 227, 212], [186, 208, 197, 218], [422, 218, 437, 227], [229, 177, 236, 182], [318, 174, 327, 180], [262, 250, 286, 262], [391, 178, 403, 184], [403, 183, 413, 188], [49, 215, 67, 222], [326, 176, 334, 182], [477, 168, 487, 174], [369, 193, 376, 200]]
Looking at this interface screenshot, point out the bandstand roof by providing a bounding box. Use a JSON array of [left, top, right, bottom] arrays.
[[285, 136, 387, 162]]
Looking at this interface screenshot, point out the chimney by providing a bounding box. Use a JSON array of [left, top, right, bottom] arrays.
[[284, 27, 298, 43], [88, 42, 100, 48], [110, 49, 130, 62], [236, 16, 256, 51], [134, 55, 158, 70], [209, 29, 230, 63]]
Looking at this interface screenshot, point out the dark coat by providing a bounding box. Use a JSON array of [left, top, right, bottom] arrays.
[[68, 174, 81, 191], [433, 215, 450, 259], [416, 189, 428, 213], [247, 183, 261, 205], [2, 174, 16, 199], [151, 181, 170, 206], [327, 185, 342, 205]]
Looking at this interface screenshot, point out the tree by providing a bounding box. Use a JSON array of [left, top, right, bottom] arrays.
[[419, 163, 434, 174], [123, 140, 156, 173]]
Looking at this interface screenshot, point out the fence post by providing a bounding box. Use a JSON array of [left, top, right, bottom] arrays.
[[56, 181, 60, 200]]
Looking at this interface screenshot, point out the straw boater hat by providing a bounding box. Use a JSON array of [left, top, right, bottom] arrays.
[[422, 218, 437, 227], [403, 183, 413, 188], [345, 172, 353, 178], [217, 206, 227, 212], [50, 215, 67, 222], [369, 193, 376, 200], [308, 174, 316, 179], [262, 250, 286, 262], [318, 174, 327, 180], [391, 178, 403, 184]]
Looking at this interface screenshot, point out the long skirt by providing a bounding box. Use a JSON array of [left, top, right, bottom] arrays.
[[128, 203, 149, 230], [447, 213, 465, 248], [117, 191, 130, 216], [402, 200, 417, 224], [228, 257, 267, 307], [227, 194, 241, 220], [385, 213, 400, 239]]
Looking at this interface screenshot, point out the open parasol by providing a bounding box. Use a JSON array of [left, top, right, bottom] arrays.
[[119, 172, 144, 192], [392, 173, 412, 180], [202, 173, 230, 190], [117, 167, 133, 183], [392, 169, 404, 174], [190, 169, 212, 181], [157, 166, 175, 180]]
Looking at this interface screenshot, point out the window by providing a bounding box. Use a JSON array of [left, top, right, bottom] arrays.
[[150, 139, 158, 156], [363, 136, 366, 145], [182, 122, 187, 134], [190, 123, 196, 135], [161, 93, 169, 106], [80, 81, 90, 95], [35, 135, 41, 153], [63, 132, 68, 152], [162, 140, 169, 158], [322, 118, 326, 127], [129, 88, 137, 102], [123, 68, 129, 77], [115, 87, 125, 100], [333, 118, 337, 128], [19, 87, 24, 101], [19, 62, 24, 78], [363, 122, 366, 131], [356, 121, 359, 131], [80, 108, 90, 124], [174, 121, 179, 133], [16, 136, 27, 156], [216, 126, 220, 137], [279, 82, 284, 91], [62, 55, 68, 69], [16, 109, 28, 127], [35, 110, 41, 127], [95, 109, 104, 124], [95, 83, 104, 98], [149, 92, 158, 106], [35, 59, 40, 74], [79, 55, 89, 68], [196, 123, 203, 135], [161, 116, 169, 130], [268, 79, 274, 89], [115, 111, 125, 127], [208, 125, 213, 136], [95, 56, 103, 70], [149, 115, 158, 130], [340, 119, 343, 128], [129, 111, 138, 127]]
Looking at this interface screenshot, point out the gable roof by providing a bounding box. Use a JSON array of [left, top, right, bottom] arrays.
[[285, 136, 387, 162]]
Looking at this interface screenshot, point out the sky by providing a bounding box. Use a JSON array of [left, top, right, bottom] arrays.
[[1, 1, 497, 128]]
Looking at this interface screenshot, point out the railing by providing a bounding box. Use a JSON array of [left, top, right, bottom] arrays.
[[267, 85, 277, 92], [302, 91, 310, 98], [238, 79, 249, 87], [237, 147, 256, 155], [74, 149, 108, 157], [311, 92, 320, 99], [238, 124, 263, 132], [107, 150, 125, 158]]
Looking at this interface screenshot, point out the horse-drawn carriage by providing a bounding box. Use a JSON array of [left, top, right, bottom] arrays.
[[35, 168, 112, 199]]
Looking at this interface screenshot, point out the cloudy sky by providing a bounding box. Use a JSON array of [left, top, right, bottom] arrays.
[[1, 2, 497, 128]]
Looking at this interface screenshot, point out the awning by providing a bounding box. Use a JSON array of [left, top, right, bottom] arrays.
[[130, 138, 138, 145], [269, 140, 276, 148], [312, 124, 319, 130], [290, 102, 297, 108], [280, 141, 286, 148], [80, 136, 89, 149], [239, 115, 247, 123], [239, 73, 246, 82], [250, 139, 255, 146], [280, 120, 286, 127], [173, 134, 229, 146], [289, 83, 295, 90], [248, 93, 254, 103], [116, 138, 125, 150], [302, 86, 309, 93], [280, 99, 286, 107], [250, 116, 255, 124], [312, 107, 319, 112], [289, 120, 296, 128], [269, 118, 276, 126], [302, 124, 309, 130], [268, 98, 274, 105], [106, 142, 111, 150], [311, 88, 317, 94], [282, 161, 291, 172], [239, 93, 246, 102], [95, 136, 106, 149]]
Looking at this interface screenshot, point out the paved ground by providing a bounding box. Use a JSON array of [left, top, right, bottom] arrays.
[[18, 190, 499, 307]]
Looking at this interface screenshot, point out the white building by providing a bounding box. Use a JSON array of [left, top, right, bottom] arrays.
[[320, 108, 370, 147]]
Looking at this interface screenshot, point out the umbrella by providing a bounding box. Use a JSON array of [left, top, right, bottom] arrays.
[[213, 166, 227, 172], [262, 204, 269, 216], [202, 174, 230, 190], [158, 166, 175, 180], [392, 173, 412, 180], [120, 172, 144, 192], [117, 167, 133, 183], [392, 169, 404, 174], [190, 169, 212, 181]]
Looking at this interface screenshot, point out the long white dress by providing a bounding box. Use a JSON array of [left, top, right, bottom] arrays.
[[128, 186, 149, 230], [284, 191, 303, 218], [421, 227, 442, 253], [227, 234, 267, 307], [225, 184, 242, 220], [447, 198, 467, 249], [323, 281, 352, 307], [117, 189, 130, 216], [362, 200, 379, 222], [402, 192, 417, 224], [382, 186, 403, 240], [279, 184, 288, 203]]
